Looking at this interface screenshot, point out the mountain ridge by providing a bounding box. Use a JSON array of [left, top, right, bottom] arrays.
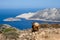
[[3, 8, 60, 22], [29, 8, 60, 22]]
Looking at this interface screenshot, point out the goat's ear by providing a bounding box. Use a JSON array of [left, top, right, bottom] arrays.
[[32, 24, 34, 28]]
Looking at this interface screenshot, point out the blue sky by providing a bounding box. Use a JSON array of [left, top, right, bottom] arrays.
[[0, 0, 60, 9]]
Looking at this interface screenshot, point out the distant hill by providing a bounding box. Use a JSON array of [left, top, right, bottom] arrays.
[[29, 8, 60, 22], [3, 8, 60, 22]]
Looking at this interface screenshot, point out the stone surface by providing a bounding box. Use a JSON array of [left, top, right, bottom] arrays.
[[0, 24, 60, 40]]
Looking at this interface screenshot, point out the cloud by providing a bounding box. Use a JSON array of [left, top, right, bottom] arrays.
[[3, 17, 21, 21]]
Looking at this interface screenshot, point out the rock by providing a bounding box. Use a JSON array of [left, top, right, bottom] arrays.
[[1, 24, 60, 40], [18, 28, 60, 40]]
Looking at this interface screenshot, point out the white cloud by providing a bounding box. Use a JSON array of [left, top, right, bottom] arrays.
[[3, 18, 21, 21]]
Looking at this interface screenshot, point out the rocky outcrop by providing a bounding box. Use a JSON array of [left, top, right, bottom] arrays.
[[18, 28, 60, 40], [0, 24, 19, 40], [0, 24, 60, 40]]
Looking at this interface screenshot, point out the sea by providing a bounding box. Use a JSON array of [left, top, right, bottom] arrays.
[[0, 8, 60, 30]]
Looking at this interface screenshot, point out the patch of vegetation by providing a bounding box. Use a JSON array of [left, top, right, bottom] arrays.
[[0, 24, 19, 40], [2, 28, 16, 33]]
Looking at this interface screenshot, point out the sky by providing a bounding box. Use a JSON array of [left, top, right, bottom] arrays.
[[0, 0, 60, 9]]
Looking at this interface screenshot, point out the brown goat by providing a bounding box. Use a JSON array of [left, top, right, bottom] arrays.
[[32, 22, 40, 32]]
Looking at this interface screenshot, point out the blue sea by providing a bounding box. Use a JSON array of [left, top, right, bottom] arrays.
[[0, 8, 60, 30]]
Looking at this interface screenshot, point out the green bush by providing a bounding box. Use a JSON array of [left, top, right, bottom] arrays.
[[2, 28, 16, 33]]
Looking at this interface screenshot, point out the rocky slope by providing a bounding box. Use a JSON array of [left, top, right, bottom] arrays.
[[29, 8, 60, 22], [0, 24, 60, 40], [18, 28, 60, 40]]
